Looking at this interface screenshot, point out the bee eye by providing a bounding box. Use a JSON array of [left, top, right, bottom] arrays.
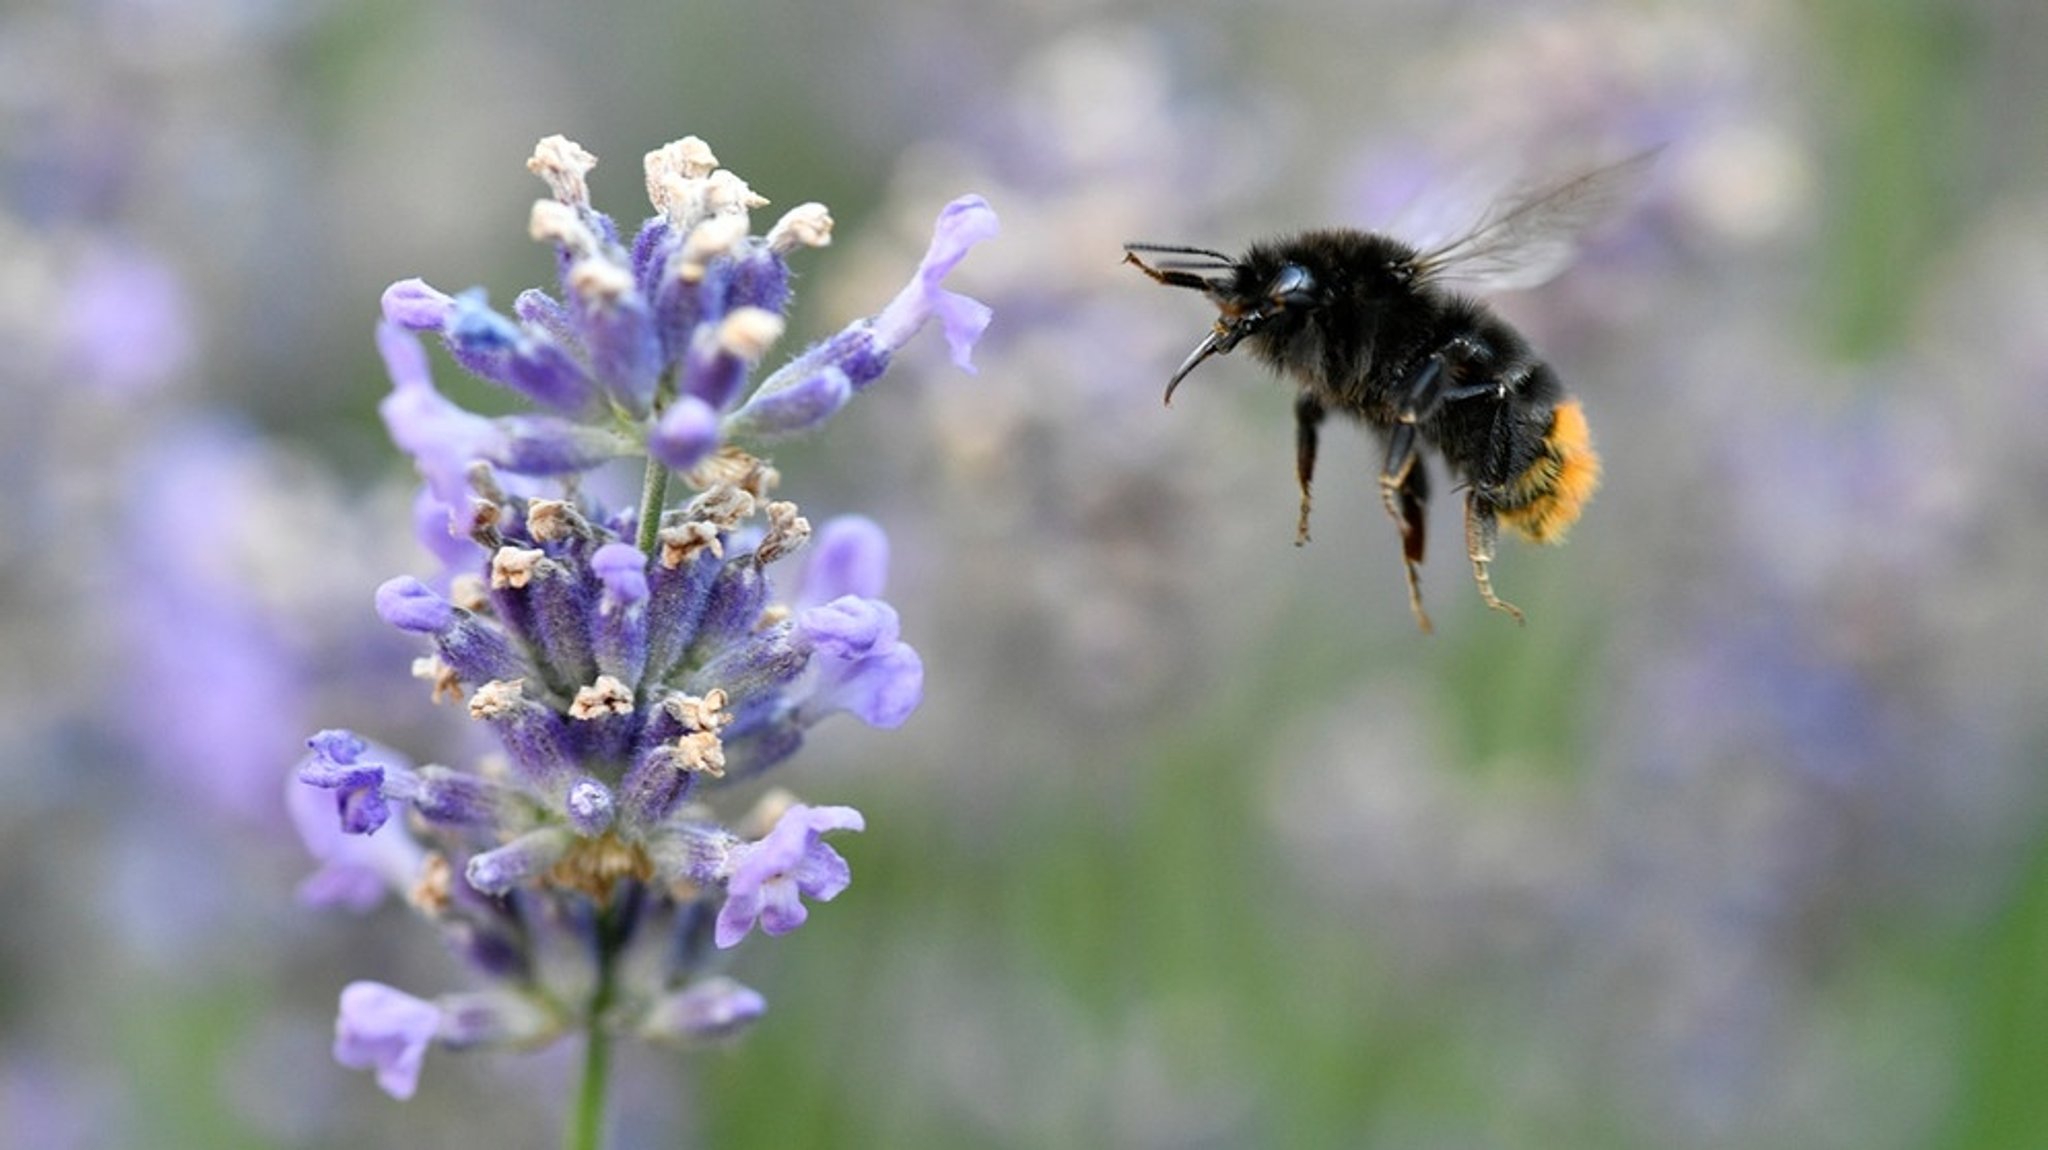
[[1268, 263, 1316, 307]]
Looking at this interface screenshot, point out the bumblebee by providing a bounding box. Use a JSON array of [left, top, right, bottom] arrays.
[[1124, 155, 1647, 631]]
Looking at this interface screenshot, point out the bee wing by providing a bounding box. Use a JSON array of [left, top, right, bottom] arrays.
[[1407, 150, 1657, 292]]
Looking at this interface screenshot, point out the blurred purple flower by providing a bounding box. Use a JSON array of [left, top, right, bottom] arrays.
[[0, 1055, 120, 1150], [641, 977, 767, 1043], [117, 424, 313, 825], [58, 241, 197, 395], [795, 515, 891, 606], [333, 982, 442, 1100]]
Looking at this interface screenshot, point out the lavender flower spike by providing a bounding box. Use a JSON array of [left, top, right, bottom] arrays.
[[299, 134, 986, 1121]]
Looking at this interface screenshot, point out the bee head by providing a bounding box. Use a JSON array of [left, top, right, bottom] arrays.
[[1124, 245, 1322, 405]]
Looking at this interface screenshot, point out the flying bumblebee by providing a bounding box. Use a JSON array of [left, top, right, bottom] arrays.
[[1124, 153, 1651, 631]]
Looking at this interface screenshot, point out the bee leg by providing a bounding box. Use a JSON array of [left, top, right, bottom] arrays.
[[1463, 493, 1525, 625], [1394, 354, 1446, 423], [1380, 425, 1433, 632], [1380, 425, 1428, 559], [1397, 339, 1502, 424], [1294, 394, 1325, 545]]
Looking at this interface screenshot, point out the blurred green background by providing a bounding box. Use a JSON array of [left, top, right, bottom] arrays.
[[6, 1, 2048, 1147]]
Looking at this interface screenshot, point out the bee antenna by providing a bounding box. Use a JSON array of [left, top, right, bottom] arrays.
[[1125, 242, 1236, 263]]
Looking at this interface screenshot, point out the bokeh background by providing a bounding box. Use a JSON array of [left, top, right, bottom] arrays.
[[6, 0, 2048, 1146]]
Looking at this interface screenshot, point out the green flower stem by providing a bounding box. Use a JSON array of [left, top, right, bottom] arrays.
[[636, 454, 670, 557], [565, 901, 626, 1150], [565, 1023, 613, 1150]]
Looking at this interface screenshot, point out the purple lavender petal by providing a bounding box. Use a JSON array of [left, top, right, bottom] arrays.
[[380, 278, 455, 330], [714, 803, 864, 947], [793, 597, 923, 728], [411, 487, 480, 579], [807, 640, 924, 731], [287, 775, 423, 911], [796, 517, 891, 607], [751, 876, 810, 936], [591, 542, 651, 606], [338, 786, 389, 836], [591, 542, 650, 685], [298, 729, 392, 834], [376, 320, 502, 512], [870, 194, 998, 371], [788, 832, 854, 900], [374, 576, 454, 633], [373, 576, 526, 685], [726, 195, 994, 437], [299, 728, 368, 781], [714, 884, 768, 948], [650, 395, 722, 471], [795, 595, 899, 656], [334, 982, 441, 1100]]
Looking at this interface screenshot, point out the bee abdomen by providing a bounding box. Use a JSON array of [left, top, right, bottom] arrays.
[[1494, 400, 1600, 542]]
